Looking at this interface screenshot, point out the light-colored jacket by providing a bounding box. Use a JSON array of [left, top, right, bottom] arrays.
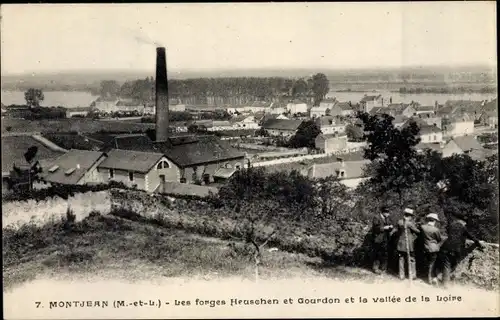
[[420, 223, 445, 253]]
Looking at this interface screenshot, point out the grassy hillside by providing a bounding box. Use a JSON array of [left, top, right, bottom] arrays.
[[2, 212, 323, 291]]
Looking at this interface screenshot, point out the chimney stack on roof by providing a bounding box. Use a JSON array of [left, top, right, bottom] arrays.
[[155, 47, 169, 142]]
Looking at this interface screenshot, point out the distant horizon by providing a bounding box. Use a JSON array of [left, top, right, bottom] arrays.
[[2, 63, 497, 78]]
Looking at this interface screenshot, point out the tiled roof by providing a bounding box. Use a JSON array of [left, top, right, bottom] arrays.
[[311, 160, 371, 179], [213, 167, 237, 179], [452, 136, 483, 152], [403, 118, 441, 134], [317, 133, 348, 140], [336, 102, 354, 110], [419, 125, 441, 134], [98, 149, 164, 173], [316, 116, 337, 126], [415, 143, 442, 152], [261, 119, 303, 131], [369, 107, 385, 115], [40, 149, 105, 185], [415, 106, 435, 112], [482, 99, 498, 113], [97, 133, 245, 168]]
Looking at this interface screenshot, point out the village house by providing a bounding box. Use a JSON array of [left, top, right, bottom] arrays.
[[65, 107, 93, 118], [268, 101, 287, 115], [439, 100, 486, 121], [478, 99, 498, 128], [403, 118, 443, 144], [286, 100, 309, 115], [360, 94, 384, 113], [306, 158, 371, 189], [413, 105, 436, 116], [392, 115, 409, 128], [309, 105, 331, 118], [415, 113, 442, 129], [103, 134, 246, 186], [318, 98, 337, 109], [231, 115, 260, 130], [261, 119, 303, 137], [441, 135, 491, 161], [329, 102, 355, 117], [256, 113, 289, 126], [314, 133, 348, 154], [40, 149, 107, 186], [115, 100, 146, 114], [315, 116, 347, 135], [378, 103, 418, 118], [244, 101, 270, 113], [90, 97, 119, 113], [442, 114, 475, 137], [97, 149, 179, 192]]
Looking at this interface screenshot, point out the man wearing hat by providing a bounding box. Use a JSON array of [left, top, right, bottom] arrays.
[[439, 209, 484, 288], [393, 207, 420, 280], [420, 213, 445, 285], [371, 205, 393, 274]]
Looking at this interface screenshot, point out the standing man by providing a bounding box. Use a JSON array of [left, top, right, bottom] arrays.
[[371, 206, 393, 274], [439, 210, 484, 288], [393, 208, 420, 280], [420, 213, 445, 285]]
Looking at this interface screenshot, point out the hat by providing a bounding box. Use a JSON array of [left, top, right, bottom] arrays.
[[426, 213, 440, 222], [404, 208, 414, 215], [381, 205, 389, 212]]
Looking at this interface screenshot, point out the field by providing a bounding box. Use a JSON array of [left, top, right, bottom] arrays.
[[1, 118, 154, 134], [1, 212, 327, 290]]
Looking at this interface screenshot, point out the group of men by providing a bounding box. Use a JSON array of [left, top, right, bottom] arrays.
[[371, 205, 485, 287]]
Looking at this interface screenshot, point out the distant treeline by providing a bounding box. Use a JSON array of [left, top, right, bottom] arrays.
[[398, 86, 497, 94], [95, 75, 329, 106]]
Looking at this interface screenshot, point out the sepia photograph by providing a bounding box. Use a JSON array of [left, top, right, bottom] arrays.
[[1, 2, 498, 319]]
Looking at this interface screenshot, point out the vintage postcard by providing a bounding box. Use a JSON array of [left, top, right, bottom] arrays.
[[2, 2, 498, 319]]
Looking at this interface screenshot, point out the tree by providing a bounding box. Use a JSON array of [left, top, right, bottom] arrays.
[[230, 200, 286, 282], [345, 123, 365, 142], [311, 73, 330, 106], [358, 112, 421, 206], [99, 80, 121, 98], [24, 88, 44, 108], [288, 120, 322, 149], [292, 79, 308, 98]]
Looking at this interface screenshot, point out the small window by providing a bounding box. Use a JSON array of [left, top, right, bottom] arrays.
[[225, 163, 232, 169], [433, 135, 437, 141], [109, 168, 114, 178], [129, 171, 134, 182]]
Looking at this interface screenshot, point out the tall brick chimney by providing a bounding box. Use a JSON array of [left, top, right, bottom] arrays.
[[155, 47, 169, 142]]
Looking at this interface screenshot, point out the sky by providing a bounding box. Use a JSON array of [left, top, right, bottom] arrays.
[[0, 2, 497, 75]]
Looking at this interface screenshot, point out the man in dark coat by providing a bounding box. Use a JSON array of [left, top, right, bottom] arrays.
[[439, 210, 484, 288], [393, 208, 420, 280], [371, 206, 393, 274]]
